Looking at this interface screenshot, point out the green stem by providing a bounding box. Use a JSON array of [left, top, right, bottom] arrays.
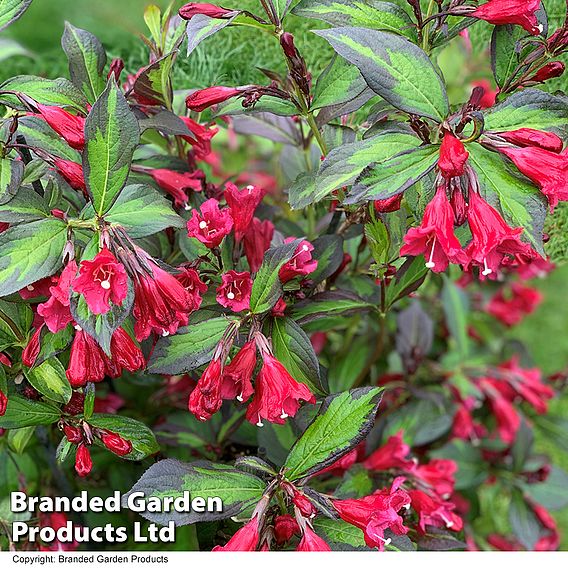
[[421, 0, 437, 52], [305, 112, 328, 156]]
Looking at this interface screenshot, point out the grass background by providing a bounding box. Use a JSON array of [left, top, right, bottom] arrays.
[[1, 0, 567, 549]]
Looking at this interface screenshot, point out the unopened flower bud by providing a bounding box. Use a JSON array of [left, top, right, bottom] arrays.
[[63, 424, 83, 444], [75, 444, 93, 477], [100, 430, 133, 456], [450, 188, 468, 226], [528, 61, 566, 83]]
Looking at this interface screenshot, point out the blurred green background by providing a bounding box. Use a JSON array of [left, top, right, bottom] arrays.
[[1, 0, 567, 550]]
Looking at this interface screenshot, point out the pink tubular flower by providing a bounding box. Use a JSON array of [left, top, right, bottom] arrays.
[[400, 185, 466, 272], [19, 277, 54, 300], [497, 145, 568, 210], [35, 103, 85, 150], [179, 3, 234, 20], [75, 444, 92, 477], [465, 190, 532, 277], [486, 281, 543, 326], [22, 325, 44, 367], [180, 116, 218, 160], [438, 134, 469, 178], [106, 327, 146, 378], [528, 61, 565, 83], [296, 525, 331, 551], [37, 261, 77, 333], [243, 218, 274, 273], [409, 490, 463, 534], [132, 260, 193, 341], [213, 515, 260, 551], [186, 198, 233, 248], [533, 503, 560, 551], [413, 459, 457, 499], [221, 341, 256, 402], [149, 168, 204, 209], [186, 86, 242, 112], [279, 238, 318, 283], [246, 352, 315, 427], [333, 477, 411, 550], [176, 268, 207, 313], [363, 431, 415, 472], [53, 159, 86, 193], [216, 270, 252, 312], [224, 182, 265, 241], [473, 0, 542, 35], [188, 358, 223, 421], [497, 128, 564, 153], [274, 515, 300, 545], [66, 331, 108, 387], [479, 379, 521, 444], [73, 248, 128, 315]]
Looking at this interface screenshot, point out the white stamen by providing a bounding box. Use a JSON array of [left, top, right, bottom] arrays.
[[227, 291, 235, 300], [538, 23, 544, 33], [100, 280, 111, 290], [280, 410, 289, 419], [246, 185, 254, 191], [74, 325, 82, 331], [481, 258, 492, 276], [403, 503, 411, 510], [256, 416, 264, 428], [26, 285, 34, 291], [236, 394, 243, 402], [302, 245, 309, 252], [162, 330, 170, 337], [425, 240, 436, 269], [184, 204, 191, 211], [199, 220, 208, 229]]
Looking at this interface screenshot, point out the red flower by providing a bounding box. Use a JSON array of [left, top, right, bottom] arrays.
[[100, 430, 133, 456], [333, 477, 410, 550], [413, 459, 457, 499], [479, 379, 520, 444], [273, 515, 300, 545], [35, 103, 85, 150], [132, 259, 193, 340], [149, 169, 203, 209], [213, 515, 260, 551], [472, 79, 497, 108], [75, 444, 92, 477], [400, 185, 466, 272], [451, 398, 486, 441], [106, 327, 146, 378], [22, 325, 43, 367], [473, 0, 542, 36], [216, 270, 252, 312], [63, 424, 82, 443], [296, 525, 331, 551], [497, 145, 568, 210], [221, 341, 256, 402], [66, 330, 108, 387], [243, 217, 274, 272], [246, 352, 315, 426], [73, 248, 128, 315], [18, 277, 54, 300], [486, 281, 542, 326], [533, 503, 560, 551], [529, 61, 565, 83], [438, 134, 469, 178], [409, 490, 463, 534], [186, 198, 233, 248], [37, 261, 77, 333], [279, 238, 318, 283], [39, 512, 79, 551], [180, 116, 218, 160], [186, 86, 242, 112], [464, 190, 531, 277], [176, 268, 207, 313], [188, 358, 223, 421], [374, 193, 403, 213], [363, 431, 415, 472], [224, 182, 265, 241], [179, 3, 234, 20], [0, 389, 7, 416], [497, 128, 563, 153], [53, 159, 86, 193]]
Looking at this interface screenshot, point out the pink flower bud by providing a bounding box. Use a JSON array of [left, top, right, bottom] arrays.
[[100, 431, 133, 456], [75, 444, 93, 477]]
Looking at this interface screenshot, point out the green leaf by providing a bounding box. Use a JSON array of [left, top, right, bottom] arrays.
[[292, 291, 373, 325], [509, 489, 541, 550], [88, 414, 159, 461], [300, 131, 420, 208], [312, 55, 366, 111], [0, 0, 31, 31], [0, 395, 60, 429], [350, 144, 439, 202], [96, 184, 185, 238], [0, 219, 67, 297], [328, 336, 373, 393], [0, 75, 88, 112], [490, 25, 527, 88], [7, 426, 35, 454], [148, 316, 237, 375], [526, 466, 568, 511], [34, 324, 74, 367], [294, 0, 416, 40], [284, 387, 383, 480], [308, 234, 344, 284], [484, 89, 568, 135], [83, 79, 140, 215], [186, 13, 238, 55], [249, 239, 301, 314], [0, 38, 31, 62], [441, 276, 470, 358], [430, 440, 489, 490], [468, 143, 547, 252], [385, 256, 429, 308], [125, 459, 266, 525], [133, 51, 176, 106], [215, 96, 298, 118], [316, 27, 448, 121], [271, 317, 325, 395], [24, 358, 72, 404], [62, 22, 107, 104], [0, 158, 23, 205], [313, 518, 368, 551]]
